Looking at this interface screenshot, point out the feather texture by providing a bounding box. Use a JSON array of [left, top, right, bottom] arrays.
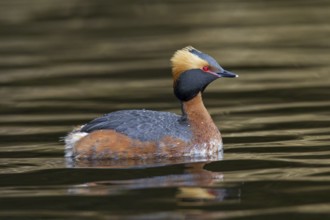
[[80, 110, 192, 142]]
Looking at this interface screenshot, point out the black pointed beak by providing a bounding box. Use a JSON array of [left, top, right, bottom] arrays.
[[218, 70, 238, 78]]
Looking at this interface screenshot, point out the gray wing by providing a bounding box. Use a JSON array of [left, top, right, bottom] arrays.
[[80, 110, 192, 142]]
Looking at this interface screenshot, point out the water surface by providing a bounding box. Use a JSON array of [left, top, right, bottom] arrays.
[[1, 0, 330, 219]]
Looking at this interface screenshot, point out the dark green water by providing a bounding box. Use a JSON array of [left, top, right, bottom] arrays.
[[1, 0, 330, 219]]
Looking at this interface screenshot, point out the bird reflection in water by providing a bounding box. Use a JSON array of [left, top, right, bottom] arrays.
[[65, 156, 241, 206]]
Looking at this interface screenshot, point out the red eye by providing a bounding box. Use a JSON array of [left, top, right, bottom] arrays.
[[202, 66, 210, 71]]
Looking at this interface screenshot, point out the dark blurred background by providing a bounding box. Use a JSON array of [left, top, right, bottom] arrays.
[[1, 0, 329, 122]]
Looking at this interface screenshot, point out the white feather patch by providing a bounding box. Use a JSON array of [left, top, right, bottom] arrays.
[[186, 139, 223, 157], [64, 128, 88, 157]]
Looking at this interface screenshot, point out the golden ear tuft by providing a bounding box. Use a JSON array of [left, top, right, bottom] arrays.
[[170, 46, 208, 81]]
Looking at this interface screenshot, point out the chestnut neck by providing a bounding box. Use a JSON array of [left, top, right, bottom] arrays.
[[181, 92, 208, 118], [180, 92, 220, 143]]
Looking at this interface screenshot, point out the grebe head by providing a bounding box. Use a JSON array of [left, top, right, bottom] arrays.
[[171, 46, 238, 101]]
